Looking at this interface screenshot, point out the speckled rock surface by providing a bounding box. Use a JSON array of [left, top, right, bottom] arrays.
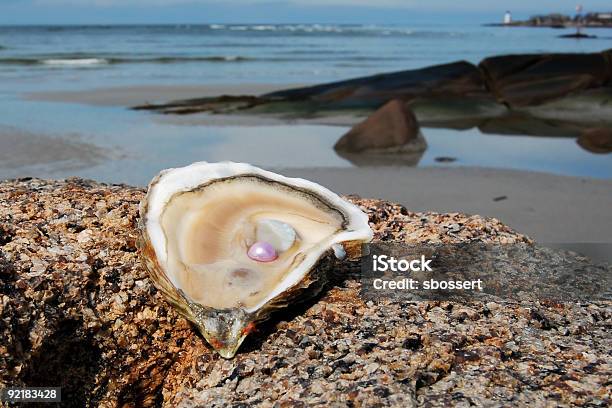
[[0, 178, 610, 407]]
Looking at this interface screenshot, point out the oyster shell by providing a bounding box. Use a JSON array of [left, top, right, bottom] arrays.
[[138, 162, 372, 358]]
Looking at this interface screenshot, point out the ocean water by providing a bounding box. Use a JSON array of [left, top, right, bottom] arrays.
[[0, 23, 611, 184], [1, 23, 610, 89]]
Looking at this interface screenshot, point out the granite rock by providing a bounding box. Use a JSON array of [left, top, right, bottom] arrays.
[[0, 178, 609, 407]]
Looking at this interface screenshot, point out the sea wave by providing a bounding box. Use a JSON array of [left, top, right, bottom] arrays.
[[147, 55, 250, 63], [43, 58, 109, 66], [203, 24, 457, 37], [281, 49, 356, 55], [0, 55, 253, 66], [223, 24, 373, 34]]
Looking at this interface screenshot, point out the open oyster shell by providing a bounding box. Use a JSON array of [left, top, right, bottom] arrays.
[[138, 162, 372, 358]]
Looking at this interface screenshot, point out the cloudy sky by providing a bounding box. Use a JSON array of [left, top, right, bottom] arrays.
[[1, 0, 609, 25]]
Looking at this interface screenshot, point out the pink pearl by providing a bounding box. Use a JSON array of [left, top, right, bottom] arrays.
[[247, 241, 278, 262]]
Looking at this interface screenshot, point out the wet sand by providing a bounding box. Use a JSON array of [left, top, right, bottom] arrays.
[[26, 83, 304, 107], [0, 125, 109, 172], [280, 167, 612, 245]]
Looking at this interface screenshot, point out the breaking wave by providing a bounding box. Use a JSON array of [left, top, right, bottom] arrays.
[[0, 55, 253, 66], [42, 58, 109, 66]]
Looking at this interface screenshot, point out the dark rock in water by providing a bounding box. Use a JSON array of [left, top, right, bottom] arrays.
[[334, 99, 426, 153], [577, 128, 612, 153], [558, 33, 597, 39], [133, 61, 492, 116], [434, 156, 457, 163], [479, 52, 612, 107], [134, 50, 612, 128], [265, 61, 488, 109]]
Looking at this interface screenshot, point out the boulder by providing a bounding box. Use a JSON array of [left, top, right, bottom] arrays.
[[479, 51, 612, 107], [577, 127, 612, 153], [334, 99, 426, 153]]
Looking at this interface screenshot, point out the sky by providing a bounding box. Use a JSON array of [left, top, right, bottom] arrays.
[[1, 0, 610, 25]]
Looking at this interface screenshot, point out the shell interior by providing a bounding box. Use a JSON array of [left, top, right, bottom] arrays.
[[160, 175, 346, 311]]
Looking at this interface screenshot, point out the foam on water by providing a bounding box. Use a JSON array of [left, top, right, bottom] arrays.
[[42, 58, 109, 66]]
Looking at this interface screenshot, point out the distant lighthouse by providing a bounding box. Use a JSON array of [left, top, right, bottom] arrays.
[[504, 10, 512, 25], [576, 4, 584, 34]]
